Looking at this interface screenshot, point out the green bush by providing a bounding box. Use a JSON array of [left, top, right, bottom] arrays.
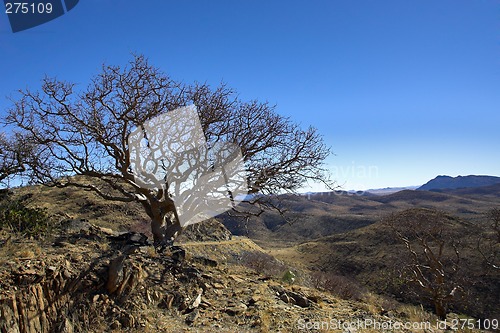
[[282, 270, 296, 284], [0, 195, 51, 238]]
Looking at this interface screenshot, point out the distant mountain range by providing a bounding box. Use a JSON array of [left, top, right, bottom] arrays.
[[365, 186, 419, 195], [303, 175, 500, 196], [417, 175, 500, 191]]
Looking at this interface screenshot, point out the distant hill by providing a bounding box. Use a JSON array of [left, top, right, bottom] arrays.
[[437, 182, 500, 198], [276, 208, 500, 319], [418, 175, 500, 191], [368, 189, 452, 203], [365, 186, 419, 195], [221, 185, 500, 246]]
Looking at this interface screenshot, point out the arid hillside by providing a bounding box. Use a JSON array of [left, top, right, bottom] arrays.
[[223, 186, 500, 247], [1, 183, 499, 332]]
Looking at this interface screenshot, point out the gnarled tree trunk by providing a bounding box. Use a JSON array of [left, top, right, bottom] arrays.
[[142, 197, 182, 244]]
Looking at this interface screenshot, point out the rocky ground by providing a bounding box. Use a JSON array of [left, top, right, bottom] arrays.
[[0, 220, 491, 333]]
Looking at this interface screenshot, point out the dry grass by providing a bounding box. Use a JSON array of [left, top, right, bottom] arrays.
[[2, 181, 497, 331], [13, 183, 148, 234], [0, 234, 43, 261]]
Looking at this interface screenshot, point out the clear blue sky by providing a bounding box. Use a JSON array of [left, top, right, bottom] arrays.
[[1, 0, 499, 190]]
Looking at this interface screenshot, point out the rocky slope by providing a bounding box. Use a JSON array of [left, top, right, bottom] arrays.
[[1, 184, 496, 332], [0, 221, 473, 333]]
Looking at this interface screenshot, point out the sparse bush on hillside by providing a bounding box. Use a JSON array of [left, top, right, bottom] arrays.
[[0, 194, 52, 238], [281, 270, 296, 284], [238, 250, 366, 300], [239, 250, 288, 277], [308, 270, 365, 301]]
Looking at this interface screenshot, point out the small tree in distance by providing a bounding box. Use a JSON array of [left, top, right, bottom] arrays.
[[384, 208, 464, 320], [4, 55, 332, 246], [477, 208, 500, 270]]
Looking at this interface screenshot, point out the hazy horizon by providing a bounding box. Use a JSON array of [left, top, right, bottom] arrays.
[[308, 172, 500, 192]]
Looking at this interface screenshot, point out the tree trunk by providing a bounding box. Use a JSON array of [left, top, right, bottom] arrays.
[[150, 213, 182, 244], [434, 299, 447, 320], [143, 197, 182, 245]]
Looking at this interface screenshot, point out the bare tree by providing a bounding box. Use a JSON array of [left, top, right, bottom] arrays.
[[477, 208, 500, 270], [384, 208, 464, 320], [0, 132, 32, 188], [4, 55, 332, 246]]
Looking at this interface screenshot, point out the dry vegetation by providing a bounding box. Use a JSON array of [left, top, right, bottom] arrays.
[[0, 224, 487, 333], [222, 187, 500, 247], [1, 183, 499, 332], [271, 208, 500, 321]]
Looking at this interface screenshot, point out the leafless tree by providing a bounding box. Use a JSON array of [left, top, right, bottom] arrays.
[[477, 208, 500, 270], [4, 55, 332, 246], [384, 208, 464, 320], [0, 132, 32, 188]]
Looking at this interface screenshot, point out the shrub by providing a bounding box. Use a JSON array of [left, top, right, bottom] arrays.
[[239, 250, 288, 277], [309, 270, 365, 301], [0, 194, 51, 238], [282, 270, 296, 284]]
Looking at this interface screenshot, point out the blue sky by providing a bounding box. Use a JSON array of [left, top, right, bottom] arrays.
[[1, 0, 499, 190]]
